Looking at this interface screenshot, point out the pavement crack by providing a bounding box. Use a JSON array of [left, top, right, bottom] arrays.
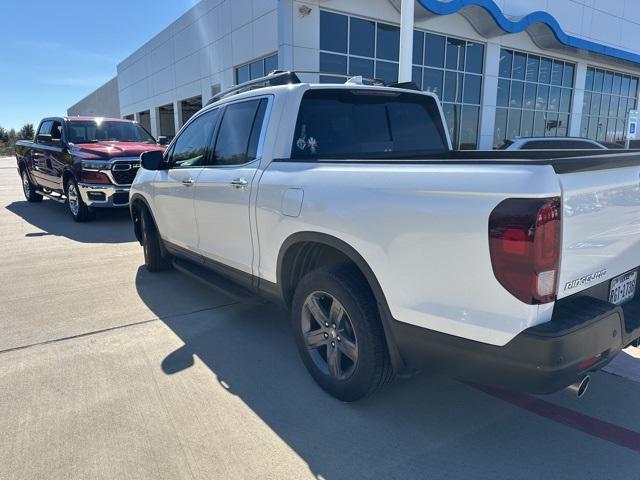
[[0, 301, 240, 355]]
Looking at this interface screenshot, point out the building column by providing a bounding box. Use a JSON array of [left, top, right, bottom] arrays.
[[150, 107, 160, 138], [277, 0, 294, 71], [569, 62, 588, 137], [478, 42, 501, 150], [133, 112, 141, 123], [173, 101, 183, 133], [398, 0, 415, 83]]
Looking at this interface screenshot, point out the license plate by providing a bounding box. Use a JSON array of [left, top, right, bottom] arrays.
[[609, 271, 637, 305]]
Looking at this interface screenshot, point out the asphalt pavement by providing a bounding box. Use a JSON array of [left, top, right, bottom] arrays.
[[1, 156, 639, 480]]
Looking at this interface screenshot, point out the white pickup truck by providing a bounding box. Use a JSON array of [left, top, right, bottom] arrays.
[[130, 72, 640, 401]]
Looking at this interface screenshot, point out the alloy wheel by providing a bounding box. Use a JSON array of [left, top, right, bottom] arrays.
[[301, 291, 358, 381], [22, 172, 31, 199], [67, 183, 79, 217]]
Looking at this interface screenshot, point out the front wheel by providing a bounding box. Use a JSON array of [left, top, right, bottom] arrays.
[[65, 177, 93, 222], [291, 267, 393, 401], [21, 170, 42, 203]]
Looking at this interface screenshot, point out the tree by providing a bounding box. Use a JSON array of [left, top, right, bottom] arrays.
[[0, 126, 7, 143], [18, 124, 35, 140]]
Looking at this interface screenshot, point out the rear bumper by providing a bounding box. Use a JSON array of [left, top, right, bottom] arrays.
[[77, 182, 130, 208], [392, 294, 640, 395]]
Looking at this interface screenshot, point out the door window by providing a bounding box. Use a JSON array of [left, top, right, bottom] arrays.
[[211, 99, 267, 166], [169, 108, 219, 168], [37, 121, 53, 138]]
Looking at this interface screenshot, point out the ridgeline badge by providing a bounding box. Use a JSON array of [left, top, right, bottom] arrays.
[[564, 269, 608, 291]]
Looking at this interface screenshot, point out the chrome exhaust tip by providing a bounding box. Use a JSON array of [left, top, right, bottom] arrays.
[[566, 376, 591, 398]]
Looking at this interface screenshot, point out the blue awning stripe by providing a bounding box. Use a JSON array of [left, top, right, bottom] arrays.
[[416, 0, 640, 65]]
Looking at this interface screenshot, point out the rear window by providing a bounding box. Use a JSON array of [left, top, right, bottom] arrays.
[[291, 89, 448, 159]]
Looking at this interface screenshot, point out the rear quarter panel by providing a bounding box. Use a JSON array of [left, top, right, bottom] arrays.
[[256, 161, 562, 346]]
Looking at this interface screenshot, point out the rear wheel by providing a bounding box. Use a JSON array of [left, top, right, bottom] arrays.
[[65, 177, 93, 222], [140, 207, 171, 272], [21, 170, 42, 203], [291, 267, 393, 401]]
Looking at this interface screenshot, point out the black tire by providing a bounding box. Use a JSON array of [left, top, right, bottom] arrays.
[[21, 169, 43, 203], [291, 266, 394, 401], [65, 177, 93, 222], [140, 207, 171, 272]]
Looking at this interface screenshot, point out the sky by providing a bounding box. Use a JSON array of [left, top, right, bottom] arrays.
[[0, 0, 197, 131]]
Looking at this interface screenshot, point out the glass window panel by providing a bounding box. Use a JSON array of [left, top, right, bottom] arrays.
[[463, 74, 482, 105], [603, 71, 613, 93], [526, 55, 540, 82], [600, 94, 610, 116], [612, 74, 622, 95], [533, 112, 546, 137], [585, 68, 595, 91], [423, 68, 443, 97], [320, 11, 348, 53], [618, 96, 628, 118], [545, 112, 559, 136], [630, 78, 638, 98], [494, 108, 508, 147], [442, 103, 460, 148], [583, 91, 591, 113], [536, 84, 549, 110], [443, 71, 460, 103], [465, 42, 484, 74], [319, 52, 347, 83], [587, 116, 598, 139], [621, 76, 631, 97], [548, 87, 560, 111], [459, 106, 479, 150], [559, 88, 572, 113], [551, 61, 563, 86], [590, 93, 601, 115], [539, 58, 552, 84], [348, 57, 374, 78], [170, 108, 219, 168], [506, 109, 521, 140], [563, 63, 575, 87], [512, 52, 526, 80], [236, 65, 249, 84], [593, 69, 604, 92], [264, 54, 278, 74], [609, 95, 619, 117], [499, 49, 513, 78], [425, 33, 445, 68], [523, 83, 536, 109], [412, 66, 422, 89], [349, 17, 375, 57], [497, 79, 510, 107], [375, 60, 398, 84], [616, 119, 625, 142], [446, 38, 465, 70], [606, 117, 617, 142], [580, 115, 589, 138], [557, 114, 569, 137], [413, 30, 424, 65], [376, 23, 400, 61], [520, 110, 535, 137], [249, 59, 264, 79], [510, 80, 524, 108], [596, 117, 606, 141], [213, 100, 262, 166]]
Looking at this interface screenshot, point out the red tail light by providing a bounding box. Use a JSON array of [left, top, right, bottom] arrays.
[[489, 197, 561, 304]]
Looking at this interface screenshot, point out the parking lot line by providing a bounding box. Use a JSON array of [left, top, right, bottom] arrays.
[[471, 382, 640, 454]]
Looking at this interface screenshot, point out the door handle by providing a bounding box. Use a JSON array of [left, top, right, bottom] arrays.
[[181, 178, 195, 186], [230, 178, 248, 188]]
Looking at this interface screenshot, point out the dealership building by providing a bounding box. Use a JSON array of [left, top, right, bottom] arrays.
[[68, 0, 640, 149]]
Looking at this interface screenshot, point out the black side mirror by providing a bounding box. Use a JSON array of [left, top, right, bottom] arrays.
[[141, 150, 165, 170], [157, 136, 169, 145]]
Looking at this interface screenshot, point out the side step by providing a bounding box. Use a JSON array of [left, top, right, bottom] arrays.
[[36, 190, 66, 204], [172, 257, 259, 303]]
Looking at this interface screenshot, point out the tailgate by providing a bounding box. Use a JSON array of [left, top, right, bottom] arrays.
[[558, 164, 640, 299]]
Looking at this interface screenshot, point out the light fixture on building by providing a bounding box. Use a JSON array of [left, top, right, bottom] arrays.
[[298, 5, 312, 17]]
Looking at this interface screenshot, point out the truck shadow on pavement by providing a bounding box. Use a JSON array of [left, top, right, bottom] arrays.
[[135, 266, 640, 480], [6, 200, 136, 243]]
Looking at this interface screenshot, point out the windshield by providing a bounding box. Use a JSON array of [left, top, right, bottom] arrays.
[[291, 89, 449, 160], [67, 121, 155, 144]]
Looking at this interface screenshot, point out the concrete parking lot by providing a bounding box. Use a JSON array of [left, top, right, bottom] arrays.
[[1, 156, 640, 480]]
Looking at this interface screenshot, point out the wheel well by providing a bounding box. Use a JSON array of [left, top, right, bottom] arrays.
[[62, 170, 74, 190], [130, 198, 146, 243], [280, 241, 369, 307]]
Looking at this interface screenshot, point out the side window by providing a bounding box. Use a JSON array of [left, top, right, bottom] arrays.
[[50, 121, 63, 140], [37, 121, 53, 139], [211, 99, 267, 166], [169, 108, 219, 168]]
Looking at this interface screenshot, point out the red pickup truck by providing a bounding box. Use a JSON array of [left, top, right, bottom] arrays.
[[15, 116, 166, 221]]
